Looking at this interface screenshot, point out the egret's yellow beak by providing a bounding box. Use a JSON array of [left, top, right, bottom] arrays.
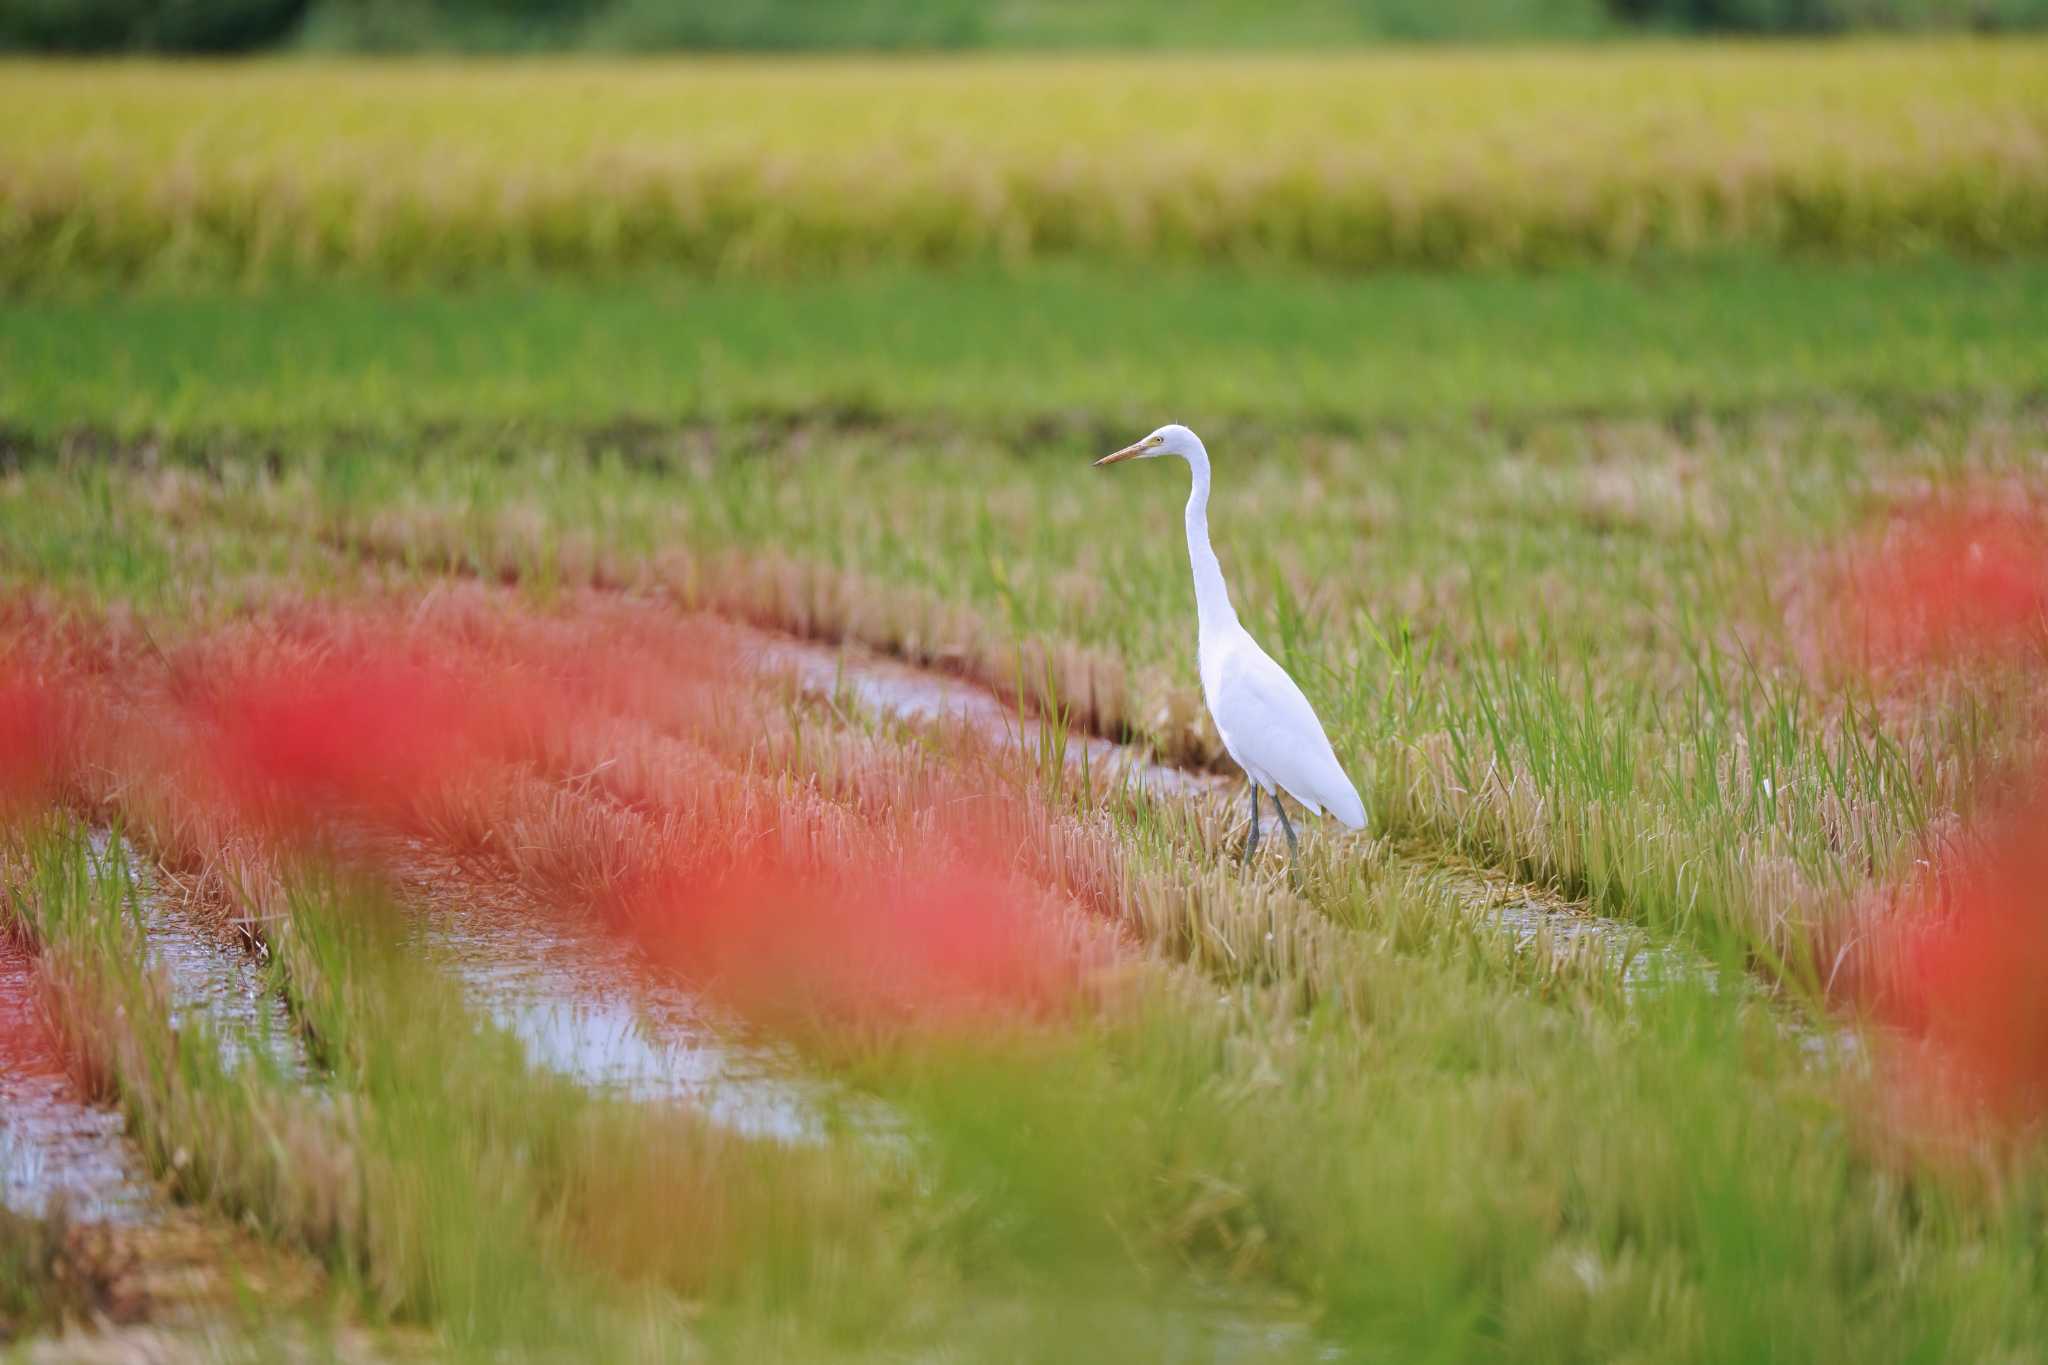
[[1094, 440, 1150, 467]]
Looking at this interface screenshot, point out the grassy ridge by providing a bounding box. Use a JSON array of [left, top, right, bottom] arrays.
[[3, 42, 2046, 286], [5, 260, 2047, 433]]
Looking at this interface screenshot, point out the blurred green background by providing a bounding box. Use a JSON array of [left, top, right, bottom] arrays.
[[4, 0, 2044, 52]]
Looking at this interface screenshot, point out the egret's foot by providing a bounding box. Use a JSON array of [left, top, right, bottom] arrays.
[[1274, 795, 1300, 865]]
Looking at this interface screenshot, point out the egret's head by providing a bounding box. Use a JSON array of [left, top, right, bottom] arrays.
[[1095, 423, 1199, 468]]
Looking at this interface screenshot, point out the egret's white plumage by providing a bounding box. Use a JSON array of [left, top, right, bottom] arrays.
[[1096, 424, 1366, 852]]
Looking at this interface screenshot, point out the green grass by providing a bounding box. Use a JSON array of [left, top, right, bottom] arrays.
[[8, 265, 2040, 970], [4, 260, 2047, 435], [10, 718, 2048, 1360], [0, 1201, 91, 1340], [5, 252, 2048, 1356], [303, 0, 1616, 52]]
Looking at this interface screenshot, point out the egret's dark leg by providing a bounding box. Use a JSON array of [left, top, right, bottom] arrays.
[[1241, 782, 1262, 863], [1273, 793, 1300, 865]]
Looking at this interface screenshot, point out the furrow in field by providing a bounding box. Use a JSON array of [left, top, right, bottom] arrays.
[[0, 935, 150, 1225], [387, 838, 896, 1145], [83, 832, 309, 1085], [316, 508, 1675, 980], [1410, 849, 1703, 996], [0, 838, 331, 1341], [746, 629, 1223, 801]]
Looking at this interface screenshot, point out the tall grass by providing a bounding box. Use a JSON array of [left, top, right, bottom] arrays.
[[0, 1201, 100, 1339], [9, 606, 2047, 1358], [2, 42, 2045, 287], [4, 248, 2048, 1353], [20, 400, 2027, 984]]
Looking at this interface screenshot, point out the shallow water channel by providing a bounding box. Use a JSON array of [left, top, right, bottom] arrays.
[[418, 891, 886, 1144], [2, 835, 307, 1222], [0, 935, 151, 1223], [91, 832, 307, 1082], [746, 630, 1224, 801]]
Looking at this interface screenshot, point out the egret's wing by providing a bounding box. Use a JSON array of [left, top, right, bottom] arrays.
[[1215, 639, 1367, 829]]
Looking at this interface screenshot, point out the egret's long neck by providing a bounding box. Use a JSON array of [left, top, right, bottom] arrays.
[[1181, 441, 1240, 638]]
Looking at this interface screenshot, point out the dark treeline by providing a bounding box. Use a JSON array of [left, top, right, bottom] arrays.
[[3, 0, 2042, 52]]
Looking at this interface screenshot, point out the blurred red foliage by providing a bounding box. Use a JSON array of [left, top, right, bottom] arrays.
[[1809, 494, 2048, 1130], [1875, 772, 2048, 1125], [0, 664, 71, 818], [129, 594, 1085, 1026], [1813, 499, 2048, 676], [187, 630, 576, 841], [612, 808, 1079, 1028]]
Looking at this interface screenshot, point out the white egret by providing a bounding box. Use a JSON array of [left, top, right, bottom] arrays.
[[1096, 424, 1366, 861]]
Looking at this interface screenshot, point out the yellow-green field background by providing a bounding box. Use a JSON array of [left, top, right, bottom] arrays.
[[5, 40, 2046, 286]]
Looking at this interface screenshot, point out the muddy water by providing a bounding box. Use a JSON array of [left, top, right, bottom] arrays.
[[382, 839, 885, 1144], [421, 900, 883, 1144], [85, 833, 306, 1081], [1493, 898, 1699, 994], [2, 835, 315, 1222], [747, 632, 1224, 800], [0, 936, 152, 1223]]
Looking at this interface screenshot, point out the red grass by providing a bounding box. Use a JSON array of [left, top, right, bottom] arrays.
[[193, 642, 557, 839], [36, 589, 1092, 1028], [1804, 495, 2048, 1132], [1869, 769, 2048, 1126], [0, 610, 91, 822], [615, 843, 1080, 1027], [1810, 497, 2048, 677], [0, 671, 66, 817]]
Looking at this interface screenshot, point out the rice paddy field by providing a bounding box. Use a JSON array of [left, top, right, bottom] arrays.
[[5, 41, 2048, 286], [4, 42, 2048, 1362]]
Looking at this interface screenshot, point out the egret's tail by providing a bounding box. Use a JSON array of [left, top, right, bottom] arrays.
[[1329, 782, 1368, 831], [1286, 774, 1369, 831]]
